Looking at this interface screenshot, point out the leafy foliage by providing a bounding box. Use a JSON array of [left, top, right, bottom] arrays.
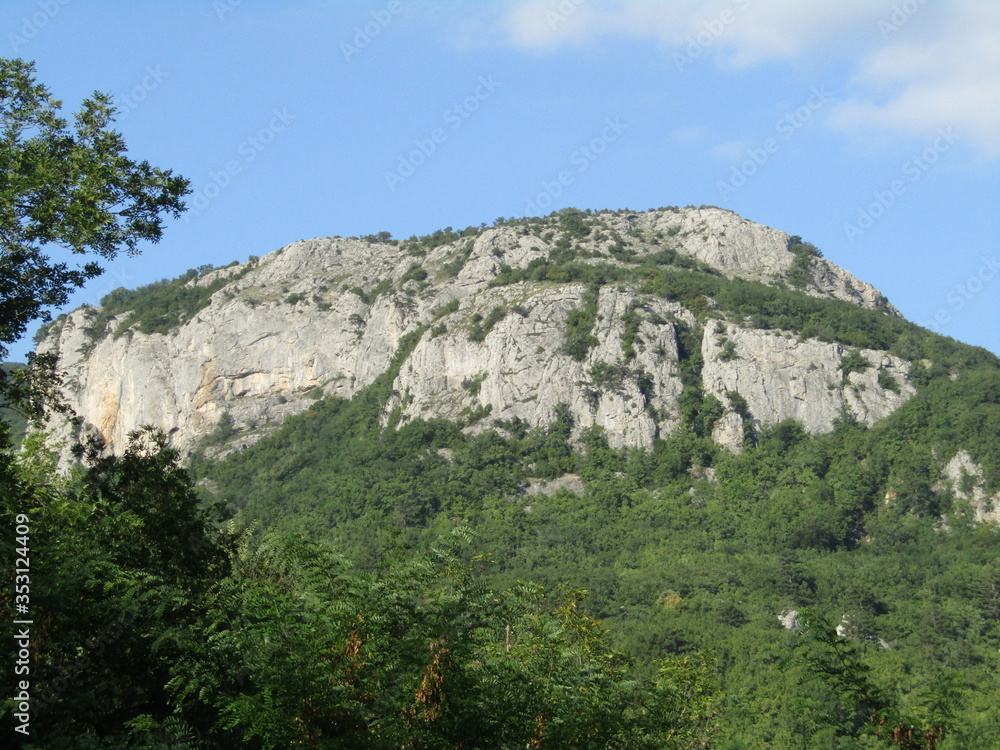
[[783, 612, 957, 748], [349, 278, 392, 306], [1, 433, 721, 748], [841, 348, 872, 382], [468, 306, 507, 342], [563, 286, 600, 361], [878, 368, 901, 394], [786, 235, 822, 289], [81, 262, 249, 344], [558, 207, 592, 239], [399, 262, 428, 284], [0, 362, 27, 447], [440, 240, 475, 278], [1, 430, 228, 747], [401, 225, 480, 256], [0, 58, 188, 383], [433, 298, 460, 319]]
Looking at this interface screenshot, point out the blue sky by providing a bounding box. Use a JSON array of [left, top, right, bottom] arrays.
[[4, 0, 998, 360]]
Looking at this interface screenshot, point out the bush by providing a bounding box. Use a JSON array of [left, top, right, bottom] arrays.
[[841, 349, 872, 382], [433, 299, 460, 319], [400, 264, 428, 284], [82, 263, 253, 345], [468, 307, 507, 342], [786, 236, 822, 289], [563, 288, 600, 361]]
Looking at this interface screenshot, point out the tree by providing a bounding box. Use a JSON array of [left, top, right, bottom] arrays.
[[167, 528, 721, 749], [0, 60, 190, 745], [0, 58, 189, 428], [1, 429, 228, 748], [782, 612, 957, 748]]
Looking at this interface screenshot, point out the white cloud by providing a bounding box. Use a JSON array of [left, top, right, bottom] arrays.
[[829, 2, 1000, 158], [498, 1, 891, 62], [492, 0, 1000, 159]]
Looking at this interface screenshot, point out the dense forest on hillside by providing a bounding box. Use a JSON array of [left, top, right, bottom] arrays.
[[3, 430, 728, 749], [189, 289, 1000, 747], [6, 205, 1000, 747]]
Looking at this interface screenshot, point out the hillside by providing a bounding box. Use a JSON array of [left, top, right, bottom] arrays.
[[32, 206, 1000, 747], [39, 206, 915, 459]]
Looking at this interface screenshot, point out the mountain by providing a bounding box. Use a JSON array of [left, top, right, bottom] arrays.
[[30, 205, 1000, 746], [38, 206, 916, 457]]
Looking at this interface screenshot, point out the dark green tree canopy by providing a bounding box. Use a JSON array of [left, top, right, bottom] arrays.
[[0, 58, 188, 419]]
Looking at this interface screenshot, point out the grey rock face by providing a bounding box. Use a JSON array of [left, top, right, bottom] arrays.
[[604, 207, 898, 313], [777, 610, 800, 631], [939, 450, 1000, 523], [36, 207, 910, 462], [701, 323, 916, 450], [390, 286, 692, 449]]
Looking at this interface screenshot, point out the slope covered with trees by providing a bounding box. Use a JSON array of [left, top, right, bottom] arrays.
[[192, 324, 1000, 747], [3, 431, 723, 749]]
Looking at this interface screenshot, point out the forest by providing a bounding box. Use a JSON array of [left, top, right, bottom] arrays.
[[6, 333, 999, 747], [189, 322, 1000, 748]]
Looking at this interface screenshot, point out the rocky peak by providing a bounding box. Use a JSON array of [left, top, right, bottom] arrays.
[[36, 206, 911, 462]]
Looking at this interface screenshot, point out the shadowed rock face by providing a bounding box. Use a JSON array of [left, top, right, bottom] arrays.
[[36, 206, 911, 460]]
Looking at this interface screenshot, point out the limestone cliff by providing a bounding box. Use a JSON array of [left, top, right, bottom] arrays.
[[702, 324, 915, 451], [937, 451, 1000, 524], [36, 206, 912, 459]]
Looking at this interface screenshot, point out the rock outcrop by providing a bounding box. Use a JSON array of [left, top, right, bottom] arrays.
[[389, 286, 692, 449], [938, 451, 1000, 523], [702, 324, 916, 450], [35, 206, 913, 461]]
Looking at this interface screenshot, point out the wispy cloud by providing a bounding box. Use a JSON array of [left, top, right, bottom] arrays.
[[829, 2, 1000, 158], [485, 0, 1000, 159], [496, 1, 886, 61]]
